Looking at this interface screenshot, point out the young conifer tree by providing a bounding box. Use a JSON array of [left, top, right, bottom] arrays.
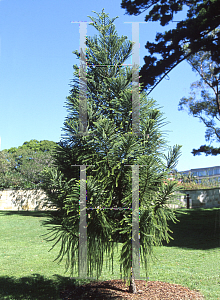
[[42, 9, 182, 293]]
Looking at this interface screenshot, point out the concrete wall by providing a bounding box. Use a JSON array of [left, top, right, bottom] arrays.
[[0, 189, 51, 210], [1, 188, 220, 211], [176, 188, 220, 209]]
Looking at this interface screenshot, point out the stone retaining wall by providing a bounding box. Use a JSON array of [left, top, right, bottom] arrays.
[[1, 188, 220, 211], [0, 189, 50, 210]]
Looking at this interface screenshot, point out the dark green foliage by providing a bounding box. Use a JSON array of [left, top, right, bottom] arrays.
[[121, 0, 220, 93], [41, 9, 183, 288], [192, 145, 220, 156]]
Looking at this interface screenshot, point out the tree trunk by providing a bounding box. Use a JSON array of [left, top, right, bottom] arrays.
[[128, 269, 137, 293]]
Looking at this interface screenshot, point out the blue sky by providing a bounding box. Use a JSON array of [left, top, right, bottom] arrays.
[[0, 0, 219, 172]]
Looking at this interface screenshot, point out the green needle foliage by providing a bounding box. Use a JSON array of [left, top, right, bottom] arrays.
[[41, 9, 183, 292]]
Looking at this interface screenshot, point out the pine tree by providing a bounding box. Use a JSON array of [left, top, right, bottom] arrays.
[[178, 30, 220, 156], [121, 0, 220, 93], [42, 9, 182, 293]]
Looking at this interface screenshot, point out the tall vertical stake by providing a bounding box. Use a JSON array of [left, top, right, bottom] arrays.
[[125, 21, 145, 280], [132, 23, 140, 135], [79, 165, 87, 279], [132, 165, 140, 279], [79, 22, 88, 135]]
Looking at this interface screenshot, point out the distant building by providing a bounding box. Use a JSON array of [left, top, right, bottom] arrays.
[[180, 166, 220, 183]]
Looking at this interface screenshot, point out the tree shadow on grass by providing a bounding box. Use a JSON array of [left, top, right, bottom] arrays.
[[0, 274, 73, 300], [0, 274, 124, 300], [0, 210, 55, 218], [162, 208, 220, 250]]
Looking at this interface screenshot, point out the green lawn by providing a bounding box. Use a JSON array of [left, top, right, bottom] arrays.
[[0, 208, 220, 299]]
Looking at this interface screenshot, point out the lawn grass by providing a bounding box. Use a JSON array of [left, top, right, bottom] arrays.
[[0, 208, 219, 299]]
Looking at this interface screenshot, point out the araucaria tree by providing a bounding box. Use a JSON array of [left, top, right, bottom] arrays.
[[42, 9, 182, 293]]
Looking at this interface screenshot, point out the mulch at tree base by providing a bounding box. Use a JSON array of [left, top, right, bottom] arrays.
[[60, 279, 205, 299]]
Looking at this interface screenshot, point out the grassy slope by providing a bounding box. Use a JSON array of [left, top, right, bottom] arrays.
[[0, 208, 219, 299]]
